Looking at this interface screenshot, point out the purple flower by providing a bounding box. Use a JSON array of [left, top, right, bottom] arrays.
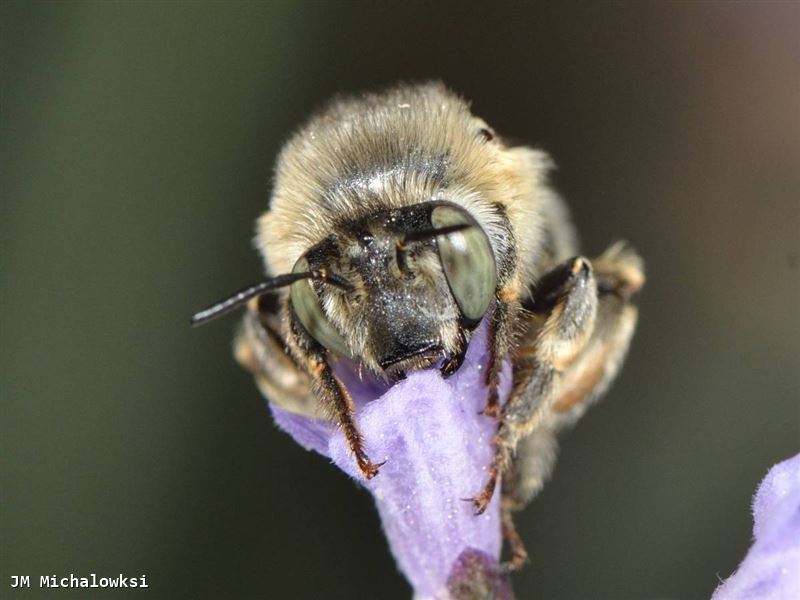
[[271, 319, 514, 599], [711, 453, 800, 600]]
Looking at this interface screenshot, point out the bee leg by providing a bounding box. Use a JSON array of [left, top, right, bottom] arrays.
[[471, 255, 605, 514], [236, 297, 382, 479], [496, 425, 561, 571], [501, 420, 560, 512], [470, 364, 555, 515], [500, 503, 529, 571], [310, 356, 384, 479], [481, 292, 517, 419], [503, 243, 644, 511], [235, 297, 316, 416], [440, 327, 468, 377], [469, 456, 502, 515], [287, 305, 384, 480]]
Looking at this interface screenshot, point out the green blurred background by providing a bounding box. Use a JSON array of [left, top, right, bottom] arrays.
[[2, 2, 798, 599]]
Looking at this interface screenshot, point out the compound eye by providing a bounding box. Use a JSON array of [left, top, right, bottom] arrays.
[[431, 205, 497, 325], [290, 257, 351, 357]]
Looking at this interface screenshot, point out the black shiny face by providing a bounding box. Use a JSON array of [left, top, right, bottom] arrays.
[[290, 202, 497, 377]]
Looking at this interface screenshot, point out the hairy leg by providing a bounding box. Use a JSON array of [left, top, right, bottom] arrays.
[[482, 296, 515, 418], [504, 242, 643, 508], [287, 305, 384, 479], [235, 296, 316, 417], [472, 243, 643, 515], [236, 295, 382, 479]]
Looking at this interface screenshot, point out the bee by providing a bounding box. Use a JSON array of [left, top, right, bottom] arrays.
[[192, 82, 644, 567]]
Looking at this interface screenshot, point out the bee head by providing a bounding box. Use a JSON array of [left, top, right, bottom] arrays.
[[290, 201, 497, 378]]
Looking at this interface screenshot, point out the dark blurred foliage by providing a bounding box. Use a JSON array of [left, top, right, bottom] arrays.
[[2, 2, 798, 599]]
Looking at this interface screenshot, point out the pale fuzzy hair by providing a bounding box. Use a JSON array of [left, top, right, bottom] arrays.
[[257, 82, 561, 291]]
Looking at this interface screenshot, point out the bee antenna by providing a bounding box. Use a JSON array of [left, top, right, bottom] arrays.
[[402, 222, 474, 244], [190, 269, 351, 327], [396, 222, 474, 271]]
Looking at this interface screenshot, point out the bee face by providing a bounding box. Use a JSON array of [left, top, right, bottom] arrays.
[[291, 201, 497, 378]]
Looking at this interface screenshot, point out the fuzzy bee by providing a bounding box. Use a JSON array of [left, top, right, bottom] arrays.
[[192, 82, 644, 567]]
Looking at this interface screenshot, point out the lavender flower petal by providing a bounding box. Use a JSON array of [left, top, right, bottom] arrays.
[[711, 453, 800, 600], [270, 320, 512, 598]]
